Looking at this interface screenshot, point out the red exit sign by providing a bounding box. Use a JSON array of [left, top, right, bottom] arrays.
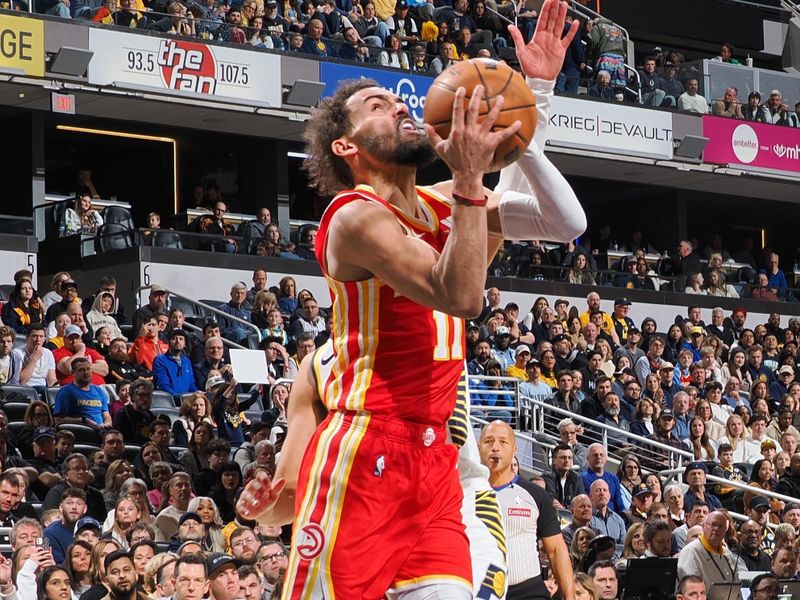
[[51, 92, 75, 114]]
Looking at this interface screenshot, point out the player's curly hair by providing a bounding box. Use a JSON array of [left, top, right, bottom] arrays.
[[302, 78, 379, 197]]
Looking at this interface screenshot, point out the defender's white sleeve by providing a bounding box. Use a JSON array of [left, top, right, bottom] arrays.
[[494, 78, 587, 243]]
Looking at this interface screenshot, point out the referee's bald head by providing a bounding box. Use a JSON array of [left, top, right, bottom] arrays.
[[479, 420, 517, 479]]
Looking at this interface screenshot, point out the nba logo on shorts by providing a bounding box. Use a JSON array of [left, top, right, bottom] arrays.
[[296, 523, 326, 560]]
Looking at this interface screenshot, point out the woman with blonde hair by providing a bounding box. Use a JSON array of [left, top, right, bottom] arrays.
[[719, 414, 758, 463], [172, 392, 214, 446], [42, 272, 72, 308], [85, 540, 120, 599], [569, 526, 596, 571], [104, 497, 140, 550], [620, 522, 646, 560], [102, 460, 133, 511], [594, 339, 615, 377], [574, 572, 600, 600], [143, 553, 176, 596]]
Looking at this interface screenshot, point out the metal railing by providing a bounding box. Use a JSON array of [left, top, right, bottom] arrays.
[[138, 285, 262, 344], [521, 394, 695, 471]]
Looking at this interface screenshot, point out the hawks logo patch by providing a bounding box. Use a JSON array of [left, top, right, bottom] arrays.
[[296, 523, 326, 560]]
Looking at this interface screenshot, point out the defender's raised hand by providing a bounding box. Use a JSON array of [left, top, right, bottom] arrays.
[[509, 0, 579, 81]]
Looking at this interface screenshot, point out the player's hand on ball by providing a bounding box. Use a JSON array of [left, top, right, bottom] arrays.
[[236, 471, 286, 520], [509, 0, 578, 81], [424, 85, 521, 178]]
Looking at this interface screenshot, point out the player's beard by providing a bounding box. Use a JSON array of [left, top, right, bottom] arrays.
[[359, 125, 437, 167]]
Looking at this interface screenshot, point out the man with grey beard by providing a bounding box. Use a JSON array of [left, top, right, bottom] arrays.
[[594, 393, 630, 451]]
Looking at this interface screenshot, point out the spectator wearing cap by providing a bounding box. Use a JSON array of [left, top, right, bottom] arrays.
[[681, 326, 706, 363], [53, 324, 109, 386], [761, 90, 791, 126], [611, 299, 635, 346], [683, 462, 722, 512], [468, 337, 493, 376], [622, 483, 654, 527], [658, 362, 682, 405], [170, 512, 205, 551], [746, 495, 777, 552], [712, 87, 744, 119], [207, 553, 240, 600], [519, 359, 554, 404], [54, 357, 112, 429], [153, 329, 197, 398], [659, 62, 685, 104], [777, 453, 800, 500], [383, 0, 419, 46], [217, 283, 252, 346], [613, 327, 645, 371], [491, 326, 515, 370], [471, 359, 513, 424], [74, 515, 102, 546], [506, 345, 531, 381], [132, 285, 168, 337], [27, 427, 61, 491], [770, 365, 796, 403], [112, 379, 157, 445], [42, 452, 106, 522], [44, 279, 81, 325], [678, 79, 708, 114], [643, 409, 686, 470], [552, 334, 577, 372]]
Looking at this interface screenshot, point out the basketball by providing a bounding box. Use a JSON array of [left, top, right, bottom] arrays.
[[423, 58, 537, 172]]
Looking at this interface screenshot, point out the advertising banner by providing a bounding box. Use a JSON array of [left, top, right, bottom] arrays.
[[320, 62, 673, 159], [87, 29, 281, 107], [319, 62, 432, 123], [703, 115, 800, 173], [0, 14, 44, 77], [546, 95, 673, 159]]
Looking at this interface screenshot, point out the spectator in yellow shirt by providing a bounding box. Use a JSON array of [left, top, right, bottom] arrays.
[[506, 345, 531, 382]]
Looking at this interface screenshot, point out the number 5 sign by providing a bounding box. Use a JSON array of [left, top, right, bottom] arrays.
[[87, 29, 281, 108]]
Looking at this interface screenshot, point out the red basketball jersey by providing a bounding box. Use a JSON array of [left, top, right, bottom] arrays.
[[315, 184, 465, 427]]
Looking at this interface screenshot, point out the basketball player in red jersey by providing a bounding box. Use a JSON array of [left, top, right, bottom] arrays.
[[237, 2, 583, 598]]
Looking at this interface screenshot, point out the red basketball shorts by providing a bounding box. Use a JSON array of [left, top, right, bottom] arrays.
[[282, 410, 473, 599]]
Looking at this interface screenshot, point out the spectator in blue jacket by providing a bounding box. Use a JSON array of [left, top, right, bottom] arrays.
[[218, 282, 252, 345], [153, 329, 197, 398], [299, 18, 336, 57], [766, 253, 788, 298], [556, 16, 584, 94]]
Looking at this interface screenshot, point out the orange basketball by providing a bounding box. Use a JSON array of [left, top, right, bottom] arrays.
[[423, 58, 537, 172]]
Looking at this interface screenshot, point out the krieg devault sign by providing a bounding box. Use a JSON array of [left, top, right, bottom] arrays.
[[87, 28, 281, 107], [546, 95, 674, 160]]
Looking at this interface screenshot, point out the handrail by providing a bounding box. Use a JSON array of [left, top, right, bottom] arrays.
[[521, 394, 696, 463], [781, 0, 800, 20], [180, 320, 247, 351], [138, 285, 262, 343]]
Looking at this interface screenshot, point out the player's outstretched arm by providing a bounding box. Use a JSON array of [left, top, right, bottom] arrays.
[[328, 87, 519, 318], [236, 354, 323, 526], [486, 0, 586, 243]]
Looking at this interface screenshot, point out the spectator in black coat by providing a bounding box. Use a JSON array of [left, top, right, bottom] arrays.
[[543, 443, 586, 509]]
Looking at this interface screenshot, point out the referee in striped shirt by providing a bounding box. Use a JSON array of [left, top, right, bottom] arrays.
[[480, 421, 576, 600]]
